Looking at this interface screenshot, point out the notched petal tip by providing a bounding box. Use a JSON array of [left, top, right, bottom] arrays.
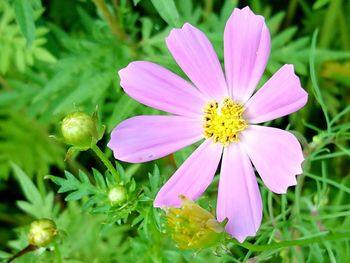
[[166, 23, 192, 42], [224, 5, 271, 102], [118, 62, 132, 77], [154, 193, 182, 208], [117, 62, 135, 88], [240, 6, 265, 19], [246, 64, 308, 123], [117, 67, 125, 78], [274, 159, 303, 194], [274, 179, 296, 194], [225, 221, 259, 243], [232, 6, 266, 26]]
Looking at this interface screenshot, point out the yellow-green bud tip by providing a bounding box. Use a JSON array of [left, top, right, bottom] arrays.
[[165, 195, 225, 250], [28, 218, 58, 247], [61, 112, 98, 149], [108, 186, 127, 205]]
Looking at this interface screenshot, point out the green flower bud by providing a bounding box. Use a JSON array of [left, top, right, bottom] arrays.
[[61, 112, 98, 149], [165, 195, 226, 250], [108, 186, 127, 205], [28, 219, 58, 247]]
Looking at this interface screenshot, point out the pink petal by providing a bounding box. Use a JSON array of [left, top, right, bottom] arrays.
[[216, 143, 262, 243], [241, 125, 304, 194], [108, 115, 203, 163], [224, 6, 270, 103], [244, 64, 308, 123], [154, 140, 222, 207], [119, 61, 207, 118], [166, 23, 228, 101]]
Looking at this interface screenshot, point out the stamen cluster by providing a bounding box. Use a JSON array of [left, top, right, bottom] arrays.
[[202, 97, 248, 146]]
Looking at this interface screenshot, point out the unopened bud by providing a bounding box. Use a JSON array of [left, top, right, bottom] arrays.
[[61, 112, 98, 149], [165, 195, 225, 250], [108, 186, 127, 205], [28, 219, 58, 247]]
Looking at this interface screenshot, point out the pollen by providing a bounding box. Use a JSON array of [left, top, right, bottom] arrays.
[[202, 97, 248, 146]]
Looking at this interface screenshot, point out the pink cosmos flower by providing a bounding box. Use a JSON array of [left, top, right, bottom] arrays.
[[108, 6, 308, 242]]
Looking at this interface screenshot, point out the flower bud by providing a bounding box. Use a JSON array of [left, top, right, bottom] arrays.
[[165, 195, 226, 250], [108, 186, 127, 205], [28, 218, 58, 247], [61, 112, 98, 149]]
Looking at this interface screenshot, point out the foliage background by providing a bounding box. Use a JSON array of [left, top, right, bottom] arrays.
[[0, 0, 350, 262]]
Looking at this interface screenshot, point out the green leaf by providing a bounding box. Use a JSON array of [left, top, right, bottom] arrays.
[[78, 170, 90, 184], [309, 29, 331, 132], [0, 110, 64, 180], [53, 71, 113, 114], [0, 250, 11, 259], [313, 0, 330, 10], [150, 0, 181, 27], [16, 200, 38, 218], [13, 0, 36, 47], [66, 189, 92, 201], [11, 162, 42, 205], [271, 27, 298, 49], [93, 168, 107, 190], [11, 162, 56, 218], [147, 165, 161, 197], [48, 170, 102, 202], [33, 47, 57, 63]]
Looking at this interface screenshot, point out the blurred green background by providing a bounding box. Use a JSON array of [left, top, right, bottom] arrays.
[[0, 0, 350, 262]]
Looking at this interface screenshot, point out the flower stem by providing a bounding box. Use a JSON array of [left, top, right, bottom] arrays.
[[229, 231, 350, 252], [6, 245, 37, 263], [91, 144, 120, 182]]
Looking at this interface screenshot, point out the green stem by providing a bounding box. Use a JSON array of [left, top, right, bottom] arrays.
[[54, 243, 62, 263], [229, 231, 350, 252], [338, 10, 350, 50], [203, 0, 213, 20], [92, 0, 126, 40], [91, 144, 120, 182], [319, 0, 342, 48], [285, 0, 298, 27]]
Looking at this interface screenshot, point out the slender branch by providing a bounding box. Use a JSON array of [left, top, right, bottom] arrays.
[[90, 143, 120, 182]]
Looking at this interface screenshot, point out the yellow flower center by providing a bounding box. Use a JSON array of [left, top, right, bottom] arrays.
[[202, 97, 248, 146]]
